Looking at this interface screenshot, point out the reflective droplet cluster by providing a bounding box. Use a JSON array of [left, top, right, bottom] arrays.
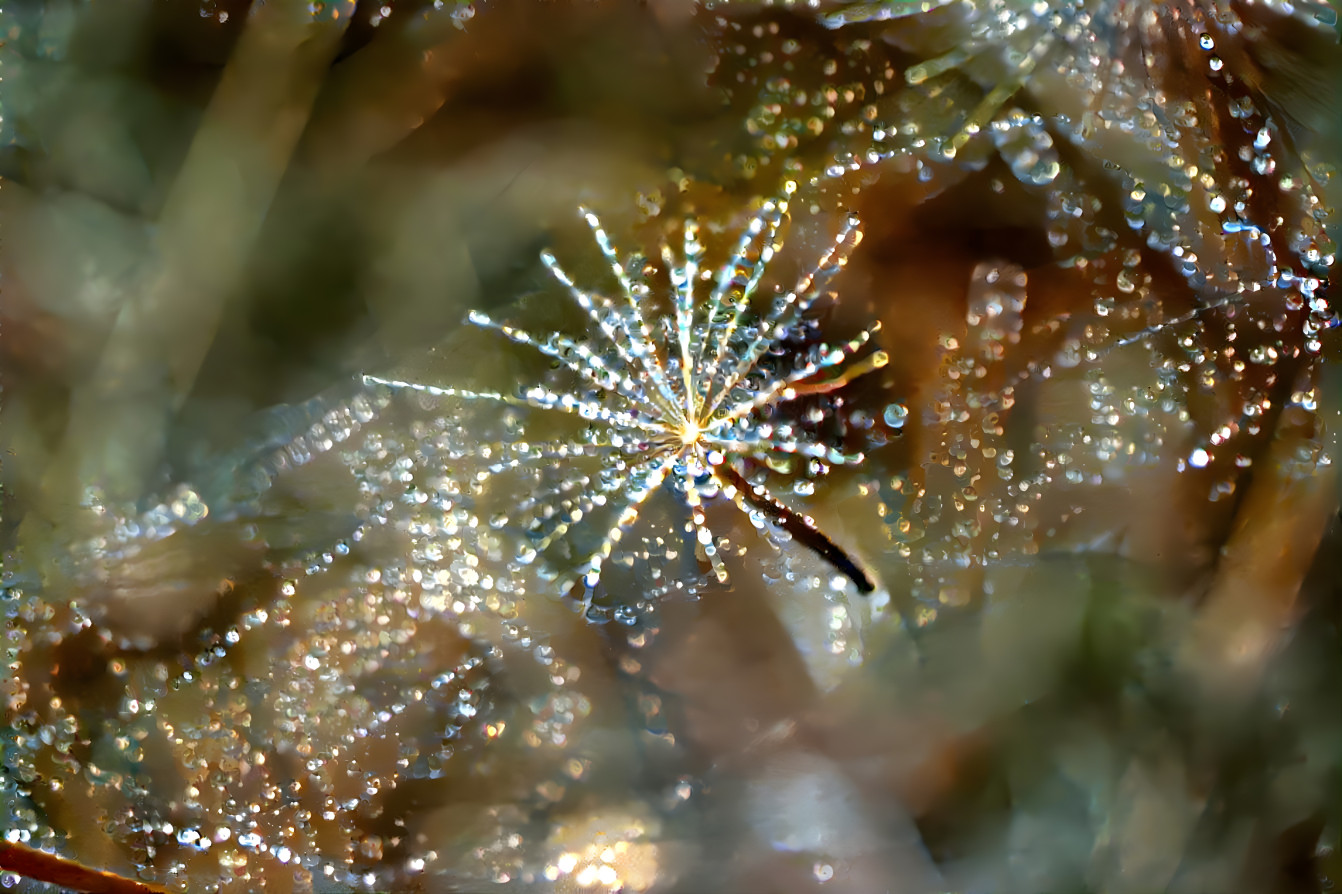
[[2, 183, 894, 890], [703, 0, 1337, 619], [3, 373, 680, 890], [4, 0, 1339, 890], [365, 189, 887, 607]]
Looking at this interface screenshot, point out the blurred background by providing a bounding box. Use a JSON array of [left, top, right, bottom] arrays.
[[3, 0, 1342, 891]]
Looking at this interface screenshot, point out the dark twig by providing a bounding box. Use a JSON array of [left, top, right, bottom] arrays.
[[0, 841, 171, 894]]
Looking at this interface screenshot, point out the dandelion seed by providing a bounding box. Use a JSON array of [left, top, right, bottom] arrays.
[[364, 190, 886, 606]]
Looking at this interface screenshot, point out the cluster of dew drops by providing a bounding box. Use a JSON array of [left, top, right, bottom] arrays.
[[4, 0, 1340, 890], [714, 0, 1338, 614]]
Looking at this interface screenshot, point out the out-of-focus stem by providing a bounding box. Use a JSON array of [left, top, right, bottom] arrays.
[[43, 0, 353, 511], [1177, 367, 1338, 698], [301, 4, 475, 175]]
